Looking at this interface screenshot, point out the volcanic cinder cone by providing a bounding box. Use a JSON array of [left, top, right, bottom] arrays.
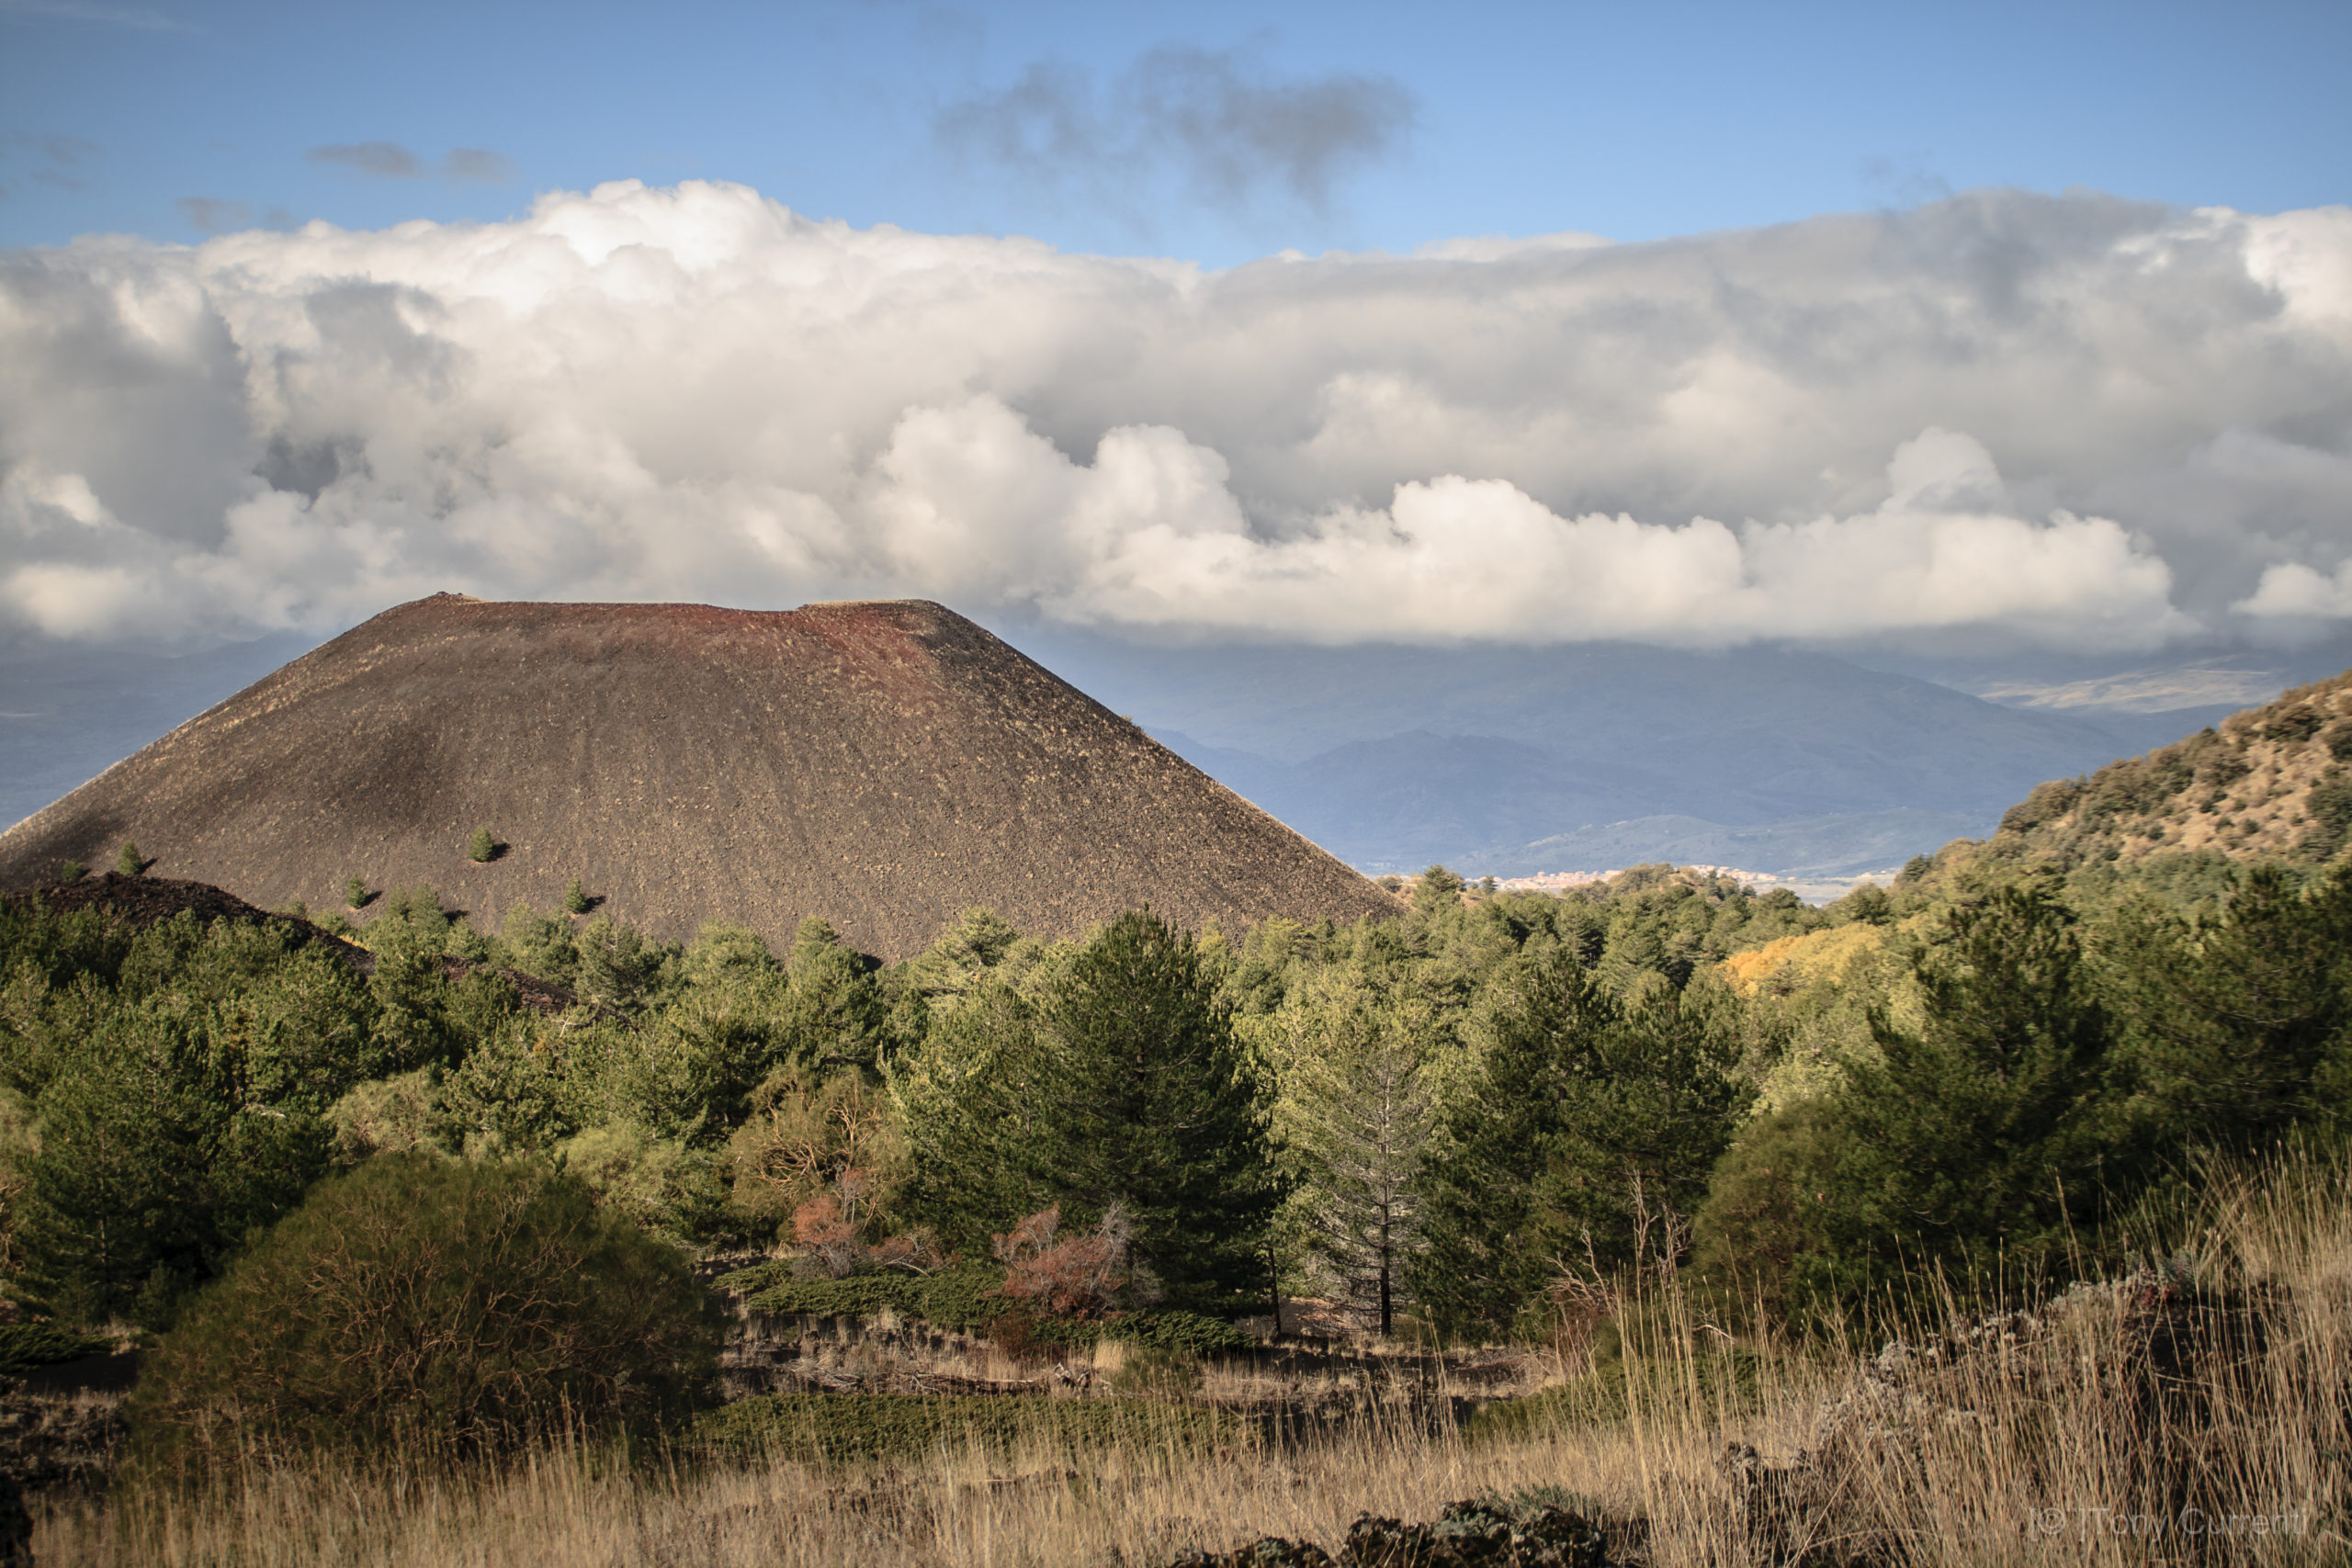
[[0, 595, 1397, 959]]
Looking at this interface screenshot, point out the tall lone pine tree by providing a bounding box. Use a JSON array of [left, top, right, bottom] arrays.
[[1029, 910, 1282, 1309], [1279, 968, 1434, 1336], [896, 909, 1280, 1311]]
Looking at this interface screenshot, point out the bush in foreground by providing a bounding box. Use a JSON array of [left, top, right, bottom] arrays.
[[127, 1154, 719, 1469]]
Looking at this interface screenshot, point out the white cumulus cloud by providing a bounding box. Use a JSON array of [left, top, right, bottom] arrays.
[[2236, 560, 2352, 620], [0, 179, 2347, 650]]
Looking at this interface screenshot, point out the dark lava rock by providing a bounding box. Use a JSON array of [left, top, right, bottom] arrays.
[[0, 1472, 28, 1566], [1162, 1494, 1628, 1568], [11, 870, 372, 969], [3, 871, 596, 1018]]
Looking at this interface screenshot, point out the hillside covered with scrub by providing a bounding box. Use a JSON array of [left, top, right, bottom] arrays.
[[1972, 668, 2352, 872], [5, 677, 2352, 1561]]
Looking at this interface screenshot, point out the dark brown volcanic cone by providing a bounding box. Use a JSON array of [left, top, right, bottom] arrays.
[[0, 595, 1396, 959]]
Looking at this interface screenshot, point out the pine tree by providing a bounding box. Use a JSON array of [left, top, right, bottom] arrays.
[[467, 828, 498, 863], [21, 1009, 328, 1325], [891, 976, 1055, 1248], [1828, 882, 2121, 1295], [1413, 865, 1465, 917], [1415, 940, 1748, 1334], [1025, 910, 1281, 1309], [2100, 864, 2352, 1150], [344, 877, 369, 910], [563, 877, 591, 915], [116, 840, 143, 877], [777, 918, 889, 1071], [573, 913, 661, 1013], [1279, 968, 1435, 1336]]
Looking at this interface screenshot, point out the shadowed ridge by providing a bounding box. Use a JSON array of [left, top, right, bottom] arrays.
[[5, 870, 374, 970], [0, 595, 1397, 959]]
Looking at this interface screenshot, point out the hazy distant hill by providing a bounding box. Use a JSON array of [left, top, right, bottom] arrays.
[[0, 633, 315, 830], [0, 597, 1394, 959], [1008, 628, 2246, 875]]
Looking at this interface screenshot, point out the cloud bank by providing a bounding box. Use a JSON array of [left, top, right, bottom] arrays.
[[1, 179, 2348, 651]]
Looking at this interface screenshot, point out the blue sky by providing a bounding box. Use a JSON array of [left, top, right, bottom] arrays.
[[3, 0, 2346, 265]]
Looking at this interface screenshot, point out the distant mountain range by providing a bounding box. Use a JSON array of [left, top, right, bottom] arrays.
[[991, 627, 2262, 877], [0, 633, 316, 832]]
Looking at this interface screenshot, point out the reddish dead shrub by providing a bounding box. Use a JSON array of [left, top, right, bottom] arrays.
[[788, 1167, 942, 1280], [993, 1203, 1138, 1320], [791, 1192, 863, 1280]]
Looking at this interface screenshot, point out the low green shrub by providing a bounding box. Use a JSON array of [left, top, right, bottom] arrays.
[[696, 1392, 1240, 1464], [0, 1323, 109, 1374], [126, 1154, 720, 1470], [720, 1263, 1006, 1328], [1027, 1309, 1255, 1356], [715, 1263, 1255, 1355], [1104, 1345, 1201, 1398], [1109, 1310, 1253, 1355]]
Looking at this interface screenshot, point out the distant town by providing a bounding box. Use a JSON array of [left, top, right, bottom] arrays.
[[1396, 864, 1906, 905]]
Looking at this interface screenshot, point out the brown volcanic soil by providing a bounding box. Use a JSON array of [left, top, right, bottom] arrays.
[[0, 596, 1396, 959]]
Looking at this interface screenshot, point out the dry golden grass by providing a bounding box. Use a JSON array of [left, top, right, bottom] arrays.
[[32, 1154, 2352, 1566]]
